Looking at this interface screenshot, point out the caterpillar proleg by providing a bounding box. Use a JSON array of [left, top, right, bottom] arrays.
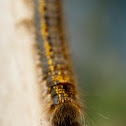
[[36, 0, 84, 125]]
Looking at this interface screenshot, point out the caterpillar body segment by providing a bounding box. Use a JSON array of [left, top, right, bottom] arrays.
[[38, 0, 84, 125]]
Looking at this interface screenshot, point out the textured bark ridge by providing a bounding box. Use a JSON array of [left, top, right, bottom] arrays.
[[0, 0, 42, 126]]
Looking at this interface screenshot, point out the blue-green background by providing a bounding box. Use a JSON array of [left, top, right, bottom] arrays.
[[64, 0, 126, 126]]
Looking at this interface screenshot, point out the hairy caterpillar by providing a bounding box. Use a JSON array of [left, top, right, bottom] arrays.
[[36, 0, 84, 125]]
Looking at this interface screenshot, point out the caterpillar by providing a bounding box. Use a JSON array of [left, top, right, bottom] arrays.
[[35, 0, 84, 126]]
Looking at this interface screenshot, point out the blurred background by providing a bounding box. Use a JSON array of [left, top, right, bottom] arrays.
[[64, 0, 126, 126]]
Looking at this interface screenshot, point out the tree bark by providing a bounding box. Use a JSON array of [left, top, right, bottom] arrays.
[[0, 0, 43, 125]]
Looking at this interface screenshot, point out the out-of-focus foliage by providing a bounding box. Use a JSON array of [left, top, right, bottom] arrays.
[[64, 0, 126, 126]]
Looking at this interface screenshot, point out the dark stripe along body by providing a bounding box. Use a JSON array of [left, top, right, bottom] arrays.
[[39, 0, 83, 125]]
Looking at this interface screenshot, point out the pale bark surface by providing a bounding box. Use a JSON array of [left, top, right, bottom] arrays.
[[0, 0, 43, 126]]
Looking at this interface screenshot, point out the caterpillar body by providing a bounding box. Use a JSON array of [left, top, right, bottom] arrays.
[[37, 0, 84, 125]]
